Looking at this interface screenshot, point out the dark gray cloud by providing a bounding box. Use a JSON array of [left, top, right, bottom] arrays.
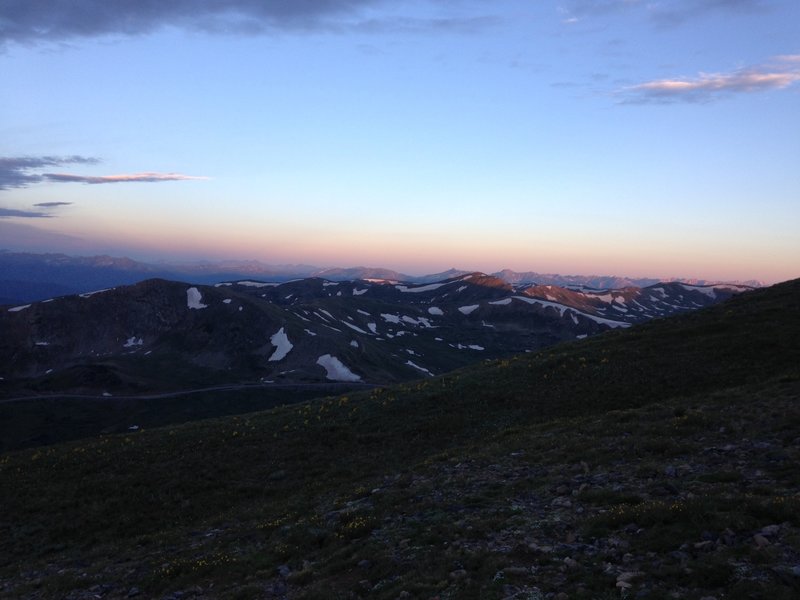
[[0, 207, 50, 218], [0, 0, 495, 46], [33, 201, 73, 207], [0, 156, 99, 190]]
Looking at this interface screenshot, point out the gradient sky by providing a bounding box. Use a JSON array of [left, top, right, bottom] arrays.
[[1, 0, 798, 283]]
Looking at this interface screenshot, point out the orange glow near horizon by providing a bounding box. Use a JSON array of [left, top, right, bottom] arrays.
[[20, 215, 792, 284]]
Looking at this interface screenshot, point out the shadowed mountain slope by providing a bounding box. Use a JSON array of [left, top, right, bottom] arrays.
[[0, 273, 746, 398]]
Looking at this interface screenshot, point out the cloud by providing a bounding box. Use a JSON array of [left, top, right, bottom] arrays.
[[0, 0, 497, 46], [649, 0, 771, 26], [622, 56, 800, 103], [561, 0, 770, 26], [33, 201, 73, 207], [43, 172, 209, 185], [1, 155, 208, 191], [0, 156, 99, 190], [0, 207, 49, 218]]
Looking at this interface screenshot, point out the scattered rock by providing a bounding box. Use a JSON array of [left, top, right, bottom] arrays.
[[753, 534, 770, 548]]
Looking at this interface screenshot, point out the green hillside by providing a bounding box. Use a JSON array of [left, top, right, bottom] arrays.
[[1, 279, 798, 599]]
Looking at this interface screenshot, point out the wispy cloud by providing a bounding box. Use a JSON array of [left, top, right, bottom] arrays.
[[650, 0, 771, 26], [0, 156, 99, 190], [0, 0, 497, 47], [1, 156, 208, 191], [33, 201, 73, 208], [561, 0, 770, 26], [0, 207, 49, 218], [43, 172, 209, 185], [621, 55, 800, 103]]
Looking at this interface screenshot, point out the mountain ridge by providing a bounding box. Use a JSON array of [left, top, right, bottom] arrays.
[[0, 250, 764, 304]]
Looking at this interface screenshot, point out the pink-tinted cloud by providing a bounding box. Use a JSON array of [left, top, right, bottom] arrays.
[[43, 172, 209, 184], [623, 55, 800, 103]]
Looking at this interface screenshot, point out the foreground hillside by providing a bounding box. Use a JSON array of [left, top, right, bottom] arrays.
[[0, 279, 798, 599]]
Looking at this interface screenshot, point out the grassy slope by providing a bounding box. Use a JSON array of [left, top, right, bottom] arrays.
[[0, 279, 798, 599]]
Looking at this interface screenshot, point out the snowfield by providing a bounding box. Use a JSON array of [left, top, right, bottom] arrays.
[[268, 327, 293, 361], [316, 354, 361, 382], [459, 305, 479, 315], [186, 287, 208, 310]]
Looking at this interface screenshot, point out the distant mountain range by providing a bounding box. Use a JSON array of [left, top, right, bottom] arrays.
[[0, 271, 751, 398], [0, 250, 764, 304]]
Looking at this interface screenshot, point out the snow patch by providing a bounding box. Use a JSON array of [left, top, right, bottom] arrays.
[[124, 337, 143, 348], [186, 287, 207, 310], [395, 282, 446, 293], [367, 322, 378, 334], [350, 340, 359, 348], [406, 360, 433, 377], [304, 329, 317, 336], [459, 305, 479, 315], [79, 288, 112, 298], [35, 342, 50, 347], [679, 284, 717, 298], [489, 298, 512, 306], [223, 298, 232, 304], [236, 281, 278, 288], [353, 288, 368, 296], [402, 315, 433, 328], [8, 304, 31, 312], [511, 296, 632, 328], [357, 309, 371, 316], [591, 293, 614, 303], [316, 354, 361, 382], [428, 306, 444, 316], [268, 327, 293, 362], [381, 313, 401, 324], [342, 321, 368, 334]]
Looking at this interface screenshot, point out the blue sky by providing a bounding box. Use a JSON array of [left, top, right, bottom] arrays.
[[1, 0, 798, 283]]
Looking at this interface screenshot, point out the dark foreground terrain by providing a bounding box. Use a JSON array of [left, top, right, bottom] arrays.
[[1, 279, 798, 599]]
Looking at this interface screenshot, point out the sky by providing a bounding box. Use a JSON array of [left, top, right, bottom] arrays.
[[1, 0, 798, 283]]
